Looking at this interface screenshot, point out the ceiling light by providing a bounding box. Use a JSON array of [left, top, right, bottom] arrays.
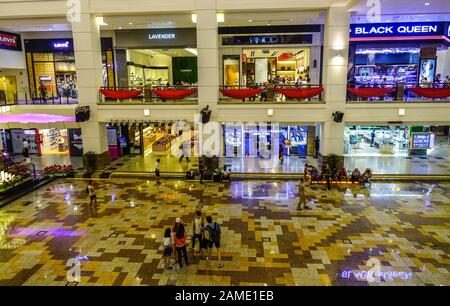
[[424, 2, 430, 5], [248, 19, 253, 22], [129, 22, 133, 25], [191, 13, 197, 23], [217, 13, 225, 23], [118, 26, 122, 29]]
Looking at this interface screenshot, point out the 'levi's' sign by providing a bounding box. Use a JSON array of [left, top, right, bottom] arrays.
[[0, 31, 22, 51], [350, 22, 448, 38]]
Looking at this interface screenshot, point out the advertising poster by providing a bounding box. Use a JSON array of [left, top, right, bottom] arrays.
[[107, 128, 121, 159], [68, 128, 83, 156], [419, 58, 436, 85]]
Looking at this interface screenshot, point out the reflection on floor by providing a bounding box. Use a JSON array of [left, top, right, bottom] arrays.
[[0, 179, 448, 286], [8, 136, 448, 175], [114, 153, 450, 175]]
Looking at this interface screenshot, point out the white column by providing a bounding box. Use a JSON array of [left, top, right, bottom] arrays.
[[195, 0, 219, 117], [321, 6, 350, 156], [71, 0, 108, 160]]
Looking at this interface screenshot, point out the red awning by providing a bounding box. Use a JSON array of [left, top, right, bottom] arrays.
[[408, 88, 450, 99], [276, 87, 323, 99], [100, 89, 142, 99], [347, 87, 395, 98], [220, 88, 264, 99], [152, 89, 197, 100]]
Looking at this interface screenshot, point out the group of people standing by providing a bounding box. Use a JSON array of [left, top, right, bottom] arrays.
[[162, 211, 223, 269]]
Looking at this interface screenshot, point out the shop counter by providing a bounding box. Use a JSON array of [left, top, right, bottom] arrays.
[[379, 144, 394, 155], [152, 135, 175, 152]]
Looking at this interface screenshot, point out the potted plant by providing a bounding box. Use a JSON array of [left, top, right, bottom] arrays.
[[327, 153, 341, 169]]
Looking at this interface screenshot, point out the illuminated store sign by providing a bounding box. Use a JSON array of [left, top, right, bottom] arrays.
[[149, 33, 176, 40], [53, 41, 70, 49], [0, 31, 22, 51], [350, 22, 449, 38]]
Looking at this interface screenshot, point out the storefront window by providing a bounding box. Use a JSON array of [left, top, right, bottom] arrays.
[[344, 126, 410, 156]]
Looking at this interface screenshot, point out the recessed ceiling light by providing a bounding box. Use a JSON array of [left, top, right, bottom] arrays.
[[248, 19, 253, 22], [118, 26, 122, 29], [424, 2, 430, 5], [129, 22, 133, 25]]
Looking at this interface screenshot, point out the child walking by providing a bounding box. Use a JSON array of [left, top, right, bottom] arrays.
[[162, 228, 173, 269]]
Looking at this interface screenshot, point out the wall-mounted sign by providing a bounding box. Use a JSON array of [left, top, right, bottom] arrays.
[[350, 22, 450, 39], [52, 41, 70, 49], [222, 34, 313, 46], [410, 132, 435, 149], [149, 33, 176, 40], [0, 31, 22, 51], [39, 76, 52, 81], [115, 28, 196, 48]]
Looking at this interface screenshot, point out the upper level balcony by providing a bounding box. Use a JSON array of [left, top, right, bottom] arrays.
[[346, 82, 450, 104], [219, 84, 324, 104], [1, 91, 78, 106], [98, 85, 198, 105]]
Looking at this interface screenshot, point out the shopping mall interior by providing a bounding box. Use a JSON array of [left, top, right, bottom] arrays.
[[0, 0, 449, 291]]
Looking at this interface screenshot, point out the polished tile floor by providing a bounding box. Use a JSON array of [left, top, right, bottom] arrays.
[[0, 178, 448, 286]]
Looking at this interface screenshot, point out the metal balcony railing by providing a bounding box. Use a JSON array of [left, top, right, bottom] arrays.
[[347, 82, 450, 102]]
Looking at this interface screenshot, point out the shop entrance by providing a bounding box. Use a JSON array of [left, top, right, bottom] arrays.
[[224, 124, 312, 157], [0, 75, 17, 103], [344, 125, 450, 158], [1, 128, 83, 157], [127, 49, 198, 87], [242, 48, 311, 85], [122, 122, 197, 157]]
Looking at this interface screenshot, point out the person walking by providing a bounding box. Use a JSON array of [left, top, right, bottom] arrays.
[[205, 216, 223, 268], [324, 163, 332, 190], [162, 228, 173, 269], [179, 142, 190, 163], [155, 158, 161, 184], [191, 210, 204, 254], [22, 138, 29, 159], [174, 223, 189, 268], [278, 144, 284, 165], [297, 179, 310, 211], [199, 156, 207, 184], [370, 130, 376, 147], [314, 136, 320, 158], [87, 180, 97, 206]]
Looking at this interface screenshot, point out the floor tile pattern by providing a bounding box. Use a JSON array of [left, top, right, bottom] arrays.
[[0, 179, 449, 286]]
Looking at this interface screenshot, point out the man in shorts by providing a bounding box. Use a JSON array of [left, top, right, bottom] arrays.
[[205, 215, 223, 268]]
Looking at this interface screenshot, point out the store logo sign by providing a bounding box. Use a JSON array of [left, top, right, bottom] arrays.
[[149, 33, 176, 40], [0, 33, 17, 47], [53, 41, 70, 49], [0, 31, 21, 51], [350, 22, 445, 38]]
